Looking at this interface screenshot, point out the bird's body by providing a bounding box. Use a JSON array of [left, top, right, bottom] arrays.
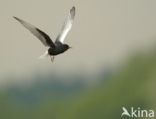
[[47, 43, 70, 61], [48, 43, 69, 56], [14, 6, 76, 62]]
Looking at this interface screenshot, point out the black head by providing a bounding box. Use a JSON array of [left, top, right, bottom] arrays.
[[63, 44, 72, 50]]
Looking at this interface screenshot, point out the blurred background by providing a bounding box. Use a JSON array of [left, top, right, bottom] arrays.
[[0, 0, 156, 119]]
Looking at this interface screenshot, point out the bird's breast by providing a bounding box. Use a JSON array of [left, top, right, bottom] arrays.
[[48, 47, 67, 56]]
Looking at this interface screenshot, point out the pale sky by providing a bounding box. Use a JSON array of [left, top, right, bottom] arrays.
[[0, 0, 156, 83]]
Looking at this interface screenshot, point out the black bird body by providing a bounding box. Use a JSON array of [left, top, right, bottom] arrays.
[[48, 43, 70, 56], [36, 28, 70, 56], [14, 6, 76, 62]]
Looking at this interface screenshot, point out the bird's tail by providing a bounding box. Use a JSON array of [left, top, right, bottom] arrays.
[[38, 50, 49, 59]]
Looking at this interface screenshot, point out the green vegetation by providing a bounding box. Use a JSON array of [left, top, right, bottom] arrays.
[[0, 50, 156, 119]]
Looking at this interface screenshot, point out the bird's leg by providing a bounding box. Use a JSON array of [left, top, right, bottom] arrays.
[[52, 56, 55, 62], [50, 56, 53, 62], [50, 56, 55, 62]]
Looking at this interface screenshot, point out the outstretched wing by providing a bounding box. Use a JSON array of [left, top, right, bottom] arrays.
[[55, 6, 76, 44], [13, 17, 55, 48]]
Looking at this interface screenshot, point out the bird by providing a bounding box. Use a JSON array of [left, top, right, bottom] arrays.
[[13, 6, 76, 62]]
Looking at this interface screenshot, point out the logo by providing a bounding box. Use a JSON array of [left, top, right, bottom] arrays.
[[121, 107, 155, 118]]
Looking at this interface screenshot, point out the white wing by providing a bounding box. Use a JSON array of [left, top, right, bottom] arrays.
[[56, 6, 76, 43]]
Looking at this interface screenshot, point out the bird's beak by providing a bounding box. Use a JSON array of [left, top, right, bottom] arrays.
[[69, 46, 72, 49]]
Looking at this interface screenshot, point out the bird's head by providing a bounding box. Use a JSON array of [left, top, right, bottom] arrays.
[[63, 44, 72, 50]]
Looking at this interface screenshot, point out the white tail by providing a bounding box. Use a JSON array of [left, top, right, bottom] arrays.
[[38, 50, 49, 59]]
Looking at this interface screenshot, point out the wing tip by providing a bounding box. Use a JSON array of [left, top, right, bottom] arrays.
[[71, 6, 75, 12], [13, 16, 21, 22], [70, 6, 76, 19], [72, 6, 76, 11], [13, 16, 18, 20]]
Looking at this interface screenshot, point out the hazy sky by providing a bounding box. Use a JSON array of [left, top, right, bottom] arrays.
[[0, 0, 156, 82]]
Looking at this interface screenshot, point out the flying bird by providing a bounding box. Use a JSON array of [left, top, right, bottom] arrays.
[[13, 6, 76, 62]]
